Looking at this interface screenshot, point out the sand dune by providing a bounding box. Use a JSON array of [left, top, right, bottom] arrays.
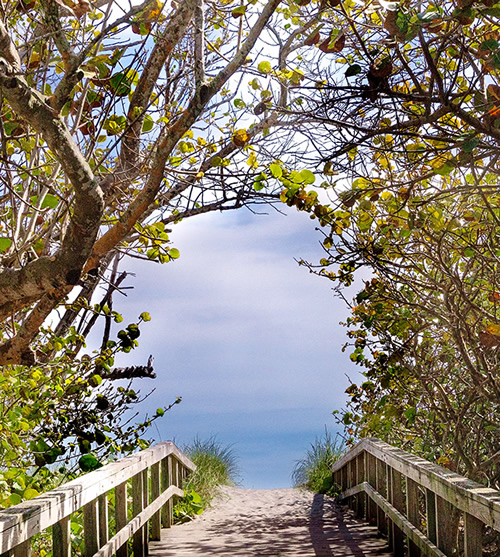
[[148, 486, 392, 556]]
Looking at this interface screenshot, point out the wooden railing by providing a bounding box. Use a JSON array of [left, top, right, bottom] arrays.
[[0, 442, 195, 557], [332, 438, 500, 557]]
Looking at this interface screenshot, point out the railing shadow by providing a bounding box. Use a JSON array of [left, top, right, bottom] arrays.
[[148, 490, 392, 556], [309, 494, 390, 557]]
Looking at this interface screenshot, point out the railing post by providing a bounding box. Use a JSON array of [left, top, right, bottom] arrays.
[[15, 541, 31, 557], [161, 454, 174, 528], [142, 469, 149, 555], [388, 467, 405, 556], [151, 461, 161, 540], [349, 459, 357, 513], [83, 498, 99, 557], [366, 453, 377, 525], [356, 452, 365, 519], [375, 458, 387, 535], [464, 512, 483, 557], [406, 477, 421, 557], [436, 494, 459, 556], [132, 472, 145, 557], [115, 481, 128, 557], [53, 516, 71, 557], [176, 459, 182, 488], [425, 488, 437, 545], [98, 493, 108, 548]]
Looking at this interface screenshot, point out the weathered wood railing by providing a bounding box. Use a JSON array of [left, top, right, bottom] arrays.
[[332, 438, 500, 557], [0, 442, 195, 557]]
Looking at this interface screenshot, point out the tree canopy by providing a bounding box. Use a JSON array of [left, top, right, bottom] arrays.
[[1, 0, 500, 508], [263, 0, 500, 487], [0, 0, 296, 503]]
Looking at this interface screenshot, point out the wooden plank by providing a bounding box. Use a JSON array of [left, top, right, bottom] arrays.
[[94, 485, 183, 557], [331, 438, 500, 531], [14, 541, 31, 557], [366, 453, 377, 525], [341, 465, 347, 492], [407, 477, 422, 557], [349, 460, 357, 512], [98, 494, 108, 547], [150, 462, 161, 541], [356, 452, 365, 519], [83, 498, 99, 557], [387, 466, 394, 552], [376, 457, 387, 535], [464, 512, 483, 557], [114, 482, 127, 557], [426, 488, 437, 544], [435, 494, 459, 556], [390, 468, 405, 556], [52, 516, 70, 557], [0, 442, 195, 554], [160, 456, 171, 528], [132, 473, 145, 557], [340, 482, 446, 557], [142, 469, 148, 556]]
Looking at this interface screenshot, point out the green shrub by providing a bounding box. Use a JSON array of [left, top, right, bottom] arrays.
[[174, 436, 239, 522], [292, 429, 345, 496]]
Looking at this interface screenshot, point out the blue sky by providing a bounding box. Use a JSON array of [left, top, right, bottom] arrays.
[[97, 205, 362, 488]]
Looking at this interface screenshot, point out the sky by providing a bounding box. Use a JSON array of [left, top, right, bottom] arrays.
[[91, 205, 363, 489]]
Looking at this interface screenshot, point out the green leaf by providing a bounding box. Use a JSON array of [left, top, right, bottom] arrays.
[[41, 194, 59, 209], [345, 64, 361, 77], [404, 407, 417, 424], [300, 169, 315, 184], [0, 237, 12, 253], [480, 39, 499, 52], [169, 248, 180, 259], [109, 72, 132, 96], [9, 493, 22, 506], [78, 453, 101, 472], [258, 60, 272, 74], [231, 5, 246, 17], [491, 51, 500, 69], [433, 161, 454, 176], [156, 408, 165, 417], [23, 488, 39, 500], [142, 115, 154, 133], [461, 137, 479, 153], [269, 163, 283, 179], [140, 312, 151, 322]]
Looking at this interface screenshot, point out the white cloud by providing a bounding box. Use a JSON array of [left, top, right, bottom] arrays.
[[90, 206, 363, 486]]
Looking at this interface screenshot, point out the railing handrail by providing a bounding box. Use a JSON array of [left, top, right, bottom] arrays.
[[0, 441, 195, 555], [332, 438, 500, 530]]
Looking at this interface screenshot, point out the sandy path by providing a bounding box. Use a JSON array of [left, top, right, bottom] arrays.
[[148, 486, 392, 556]]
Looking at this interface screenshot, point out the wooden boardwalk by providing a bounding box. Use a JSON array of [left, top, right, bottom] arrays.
[[149, 486, 392, 556]]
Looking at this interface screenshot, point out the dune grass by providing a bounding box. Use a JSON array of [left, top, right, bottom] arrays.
[[292, 429, 345, 496], [174, 436, 239, 522]]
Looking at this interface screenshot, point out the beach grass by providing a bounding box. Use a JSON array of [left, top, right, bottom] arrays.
[[174, 436, 239, 521], [292, 429, 345, 496]]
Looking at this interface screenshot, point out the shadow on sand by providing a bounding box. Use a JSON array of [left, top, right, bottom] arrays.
[[148, 488, 392, 556]]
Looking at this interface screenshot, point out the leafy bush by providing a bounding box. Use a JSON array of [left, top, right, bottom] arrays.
[[174, 436, 239, 522], [292, 429, 345, 496]]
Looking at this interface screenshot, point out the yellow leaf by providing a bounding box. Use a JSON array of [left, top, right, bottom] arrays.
[[232, 129, 249, 147], [486, 323, 500, 336], [247, 151, 259, 169]]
